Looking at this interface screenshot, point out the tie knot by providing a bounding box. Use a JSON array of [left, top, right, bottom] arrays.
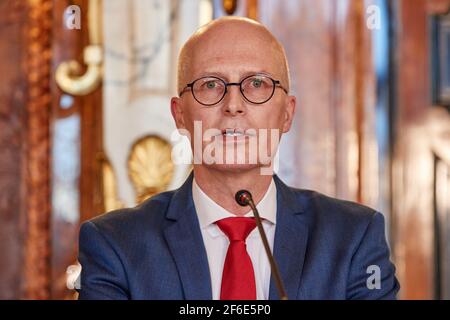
[[216, 217, 256, 242]]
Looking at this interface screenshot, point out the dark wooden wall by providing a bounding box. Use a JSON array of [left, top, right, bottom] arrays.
[[392, 0, 450, 299], [0, 0, 103, 299], [0, 0, 31, 299], [0, 0, 53, 300]]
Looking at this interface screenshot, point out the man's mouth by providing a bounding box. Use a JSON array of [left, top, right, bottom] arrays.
[[223, 128, 244, 137], [219, 128, 256, 137]]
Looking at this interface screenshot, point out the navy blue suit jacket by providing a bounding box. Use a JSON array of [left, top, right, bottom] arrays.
[[77, 173, 399, 299]]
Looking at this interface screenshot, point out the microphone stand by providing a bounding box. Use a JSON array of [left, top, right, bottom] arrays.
[[236, 190, 288, 300]]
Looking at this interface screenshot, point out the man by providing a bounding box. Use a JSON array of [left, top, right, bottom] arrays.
[[78, 17, 399, 300]]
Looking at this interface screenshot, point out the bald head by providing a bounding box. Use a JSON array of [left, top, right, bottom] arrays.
[[177, 17, 290, 95]]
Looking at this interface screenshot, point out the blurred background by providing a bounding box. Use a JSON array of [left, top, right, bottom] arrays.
[[0, 0, 449, 300]]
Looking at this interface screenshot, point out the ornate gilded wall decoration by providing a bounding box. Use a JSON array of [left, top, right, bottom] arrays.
[[127, 135, 174, 204], [223, 0, 238, 15], [55, 0, 103, 95], [100, 154, 125, 212]]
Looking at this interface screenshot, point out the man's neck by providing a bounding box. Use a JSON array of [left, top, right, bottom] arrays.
[[193, 166, 273, 216]]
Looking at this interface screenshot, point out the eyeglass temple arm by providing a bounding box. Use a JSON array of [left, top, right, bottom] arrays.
[[275, 83, 289, 94], [179, 84, 193, 97]]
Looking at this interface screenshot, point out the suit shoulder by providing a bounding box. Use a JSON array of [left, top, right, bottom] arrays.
[[288, 186, 378, 226], [82, 189, 175, 233], [285, 186, 386, 251]]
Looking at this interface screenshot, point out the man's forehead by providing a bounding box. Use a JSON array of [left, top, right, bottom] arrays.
[[194, 17, 268, 40], [190, 49, 282, 78], [193, 27, 275, 52], [191, 68, 279, 81]]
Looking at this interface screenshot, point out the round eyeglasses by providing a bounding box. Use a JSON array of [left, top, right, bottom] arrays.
[[179, 74, 288, 106]]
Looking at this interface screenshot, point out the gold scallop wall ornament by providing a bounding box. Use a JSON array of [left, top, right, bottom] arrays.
[[100, 155, 125, 212], [127, 135, 175, 204]]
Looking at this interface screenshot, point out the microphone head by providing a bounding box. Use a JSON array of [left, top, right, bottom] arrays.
[[235, 190, 252, 207]]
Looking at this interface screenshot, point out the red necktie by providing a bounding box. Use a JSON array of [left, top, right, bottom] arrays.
[[216, 217, 257, 300]]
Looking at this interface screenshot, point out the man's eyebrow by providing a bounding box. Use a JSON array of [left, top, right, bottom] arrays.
[[194, 70, 275, 81]]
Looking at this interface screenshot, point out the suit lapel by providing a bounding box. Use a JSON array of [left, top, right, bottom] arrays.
[[269, 176, 309, 300], [163, 173, 212, 300]]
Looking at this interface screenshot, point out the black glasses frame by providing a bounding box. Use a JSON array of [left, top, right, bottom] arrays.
[[179, 74, 288, 106]]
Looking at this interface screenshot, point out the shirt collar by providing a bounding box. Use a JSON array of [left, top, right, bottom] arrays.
[[192, 177, 277, 230]]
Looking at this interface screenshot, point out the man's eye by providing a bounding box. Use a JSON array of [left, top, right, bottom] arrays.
[[206, 81, 217, 89], [251, 79, 263, 88]]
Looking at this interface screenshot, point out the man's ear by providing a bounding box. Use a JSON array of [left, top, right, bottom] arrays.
[[171, 97, 186, 130], [282, 95, 296, 133]]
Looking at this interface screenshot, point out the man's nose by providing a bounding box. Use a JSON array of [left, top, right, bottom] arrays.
[[222, 84, 246, 116]]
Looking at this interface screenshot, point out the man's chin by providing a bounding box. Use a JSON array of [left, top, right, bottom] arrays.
[[199, 162, 273, 175]]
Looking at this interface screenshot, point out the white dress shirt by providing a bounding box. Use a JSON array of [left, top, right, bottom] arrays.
[[192, 178, 277, 300]]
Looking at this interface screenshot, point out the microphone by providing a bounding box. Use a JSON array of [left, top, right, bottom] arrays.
[[235, 190, 288, 300]]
